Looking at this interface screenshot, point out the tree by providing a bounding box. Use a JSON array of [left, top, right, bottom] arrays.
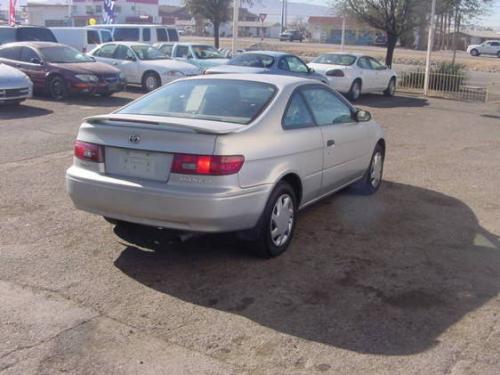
[[185, 0, 232, 48], [333, 0, 420, 67]]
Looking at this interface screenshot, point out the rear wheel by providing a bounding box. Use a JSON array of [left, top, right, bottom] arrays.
[[348, 79, 362, 101], [48, 76, 68, 100], [142, 72, 161, 92], [250, 181, 297, 258], [470, 49, 479, 57], [384, 77, 396, 97]]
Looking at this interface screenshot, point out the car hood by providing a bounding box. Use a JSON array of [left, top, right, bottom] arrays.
[[467, 44, 481, 50], [141, 60, 201, 75], [0, 63, 30, 84], [50, 62, 121, 75], [205, 65, 270, 74]]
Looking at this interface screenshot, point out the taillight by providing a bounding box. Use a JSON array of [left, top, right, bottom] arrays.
[[172, 154, 244, 175], [326, 69, 345, 77], [74, 140, 104, 163]]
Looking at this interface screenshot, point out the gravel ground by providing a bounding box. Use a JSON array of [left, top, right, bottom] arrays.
[[1, 90, 499, 374]]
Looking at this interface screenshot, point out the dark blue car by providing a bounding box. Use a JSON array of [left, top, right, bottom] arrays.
[[204, 51, 328, 84]]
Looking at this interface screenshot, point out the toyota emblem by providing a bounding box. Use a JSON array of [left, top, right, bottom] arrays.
[[129, 134, 141, 144]]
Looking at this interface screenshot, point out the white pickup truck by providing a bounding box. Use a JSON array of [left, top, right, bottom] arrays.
[[467, 40, 500, 57]]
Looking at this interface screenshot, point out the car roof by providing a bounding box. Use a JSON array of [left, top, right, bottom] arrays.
[[100, 41, 151, 47], [181, 73, 319, 88], [318, 52, 363, 57], [241, 50, 289, 57], [92, 24, 175, 28], [0, 41, 63, 49]]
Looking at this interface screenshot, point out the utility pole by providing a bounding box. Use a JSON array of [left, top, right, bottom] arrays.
[[340, 16, 346, 51], [424, 0, 437, 96], [232, 0, 240, 56], [280, 0, 287, 33]]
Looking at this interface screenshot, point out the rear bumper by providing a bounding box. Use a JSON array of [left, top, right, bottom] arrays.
[[327, 77, 353, 93], [66, 166, 272, 232]]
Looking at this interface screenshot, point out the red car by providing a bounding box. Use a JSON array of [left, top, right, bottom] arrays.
[[0, 42, 126, 99]]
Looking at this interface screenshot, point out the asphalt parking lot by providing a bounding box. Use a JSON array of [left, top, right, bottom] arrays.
[[1, 91, 500, 374]]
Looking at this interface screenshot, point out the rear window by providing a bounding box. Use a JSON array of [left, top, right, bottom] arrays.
[[229, 53, 274, 68], [114, 27, 139, 41], [17, 27, 57, 42], [0, 28, 16, 45], [167, 28, 179, 42], [118, 79, 277, 125], [312, 54, 356, 66]]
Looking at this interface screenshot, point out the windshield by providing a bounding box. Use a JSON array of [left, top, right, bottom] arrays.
[[312, 54, 356, 66], [229, 53, 274, 68], [17, 27, 57, 42], [131, 45, 168, 60], [192, 45, 225, 59], [118, 79, 277, 125], [40, 46, 94, 63]]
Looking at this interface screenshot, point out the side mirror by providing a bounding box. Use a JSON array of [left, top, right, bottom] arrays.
[[308, 67, 315, 73], [354, 109, 372, 122], [126, 55, 136, 61], [88, 56, 96, 62], [30, 57, 42, 65]]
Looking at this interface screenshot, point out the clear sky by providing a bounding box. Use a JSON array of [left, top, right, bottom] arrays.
[[304, 0, 500, 29]]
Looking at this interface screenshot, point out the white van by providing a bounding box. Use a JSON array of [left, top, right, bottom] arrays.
[[50, 27, 113, 52], [90, 24, 179, 44]]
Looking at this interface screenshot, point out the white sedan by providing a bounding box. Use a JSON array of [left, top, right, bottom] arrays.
[[88, 42, 201, 91], [0, 63, 32, 105], [308, 52, 397, 101]]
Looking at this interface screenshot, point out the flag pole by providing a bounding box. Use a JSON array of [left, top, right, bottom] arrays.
[[232, 0, 240, 55]]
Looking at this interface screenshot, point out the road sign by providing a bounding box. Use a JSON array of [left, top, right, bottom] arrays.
[[259, 13, 267, 23]]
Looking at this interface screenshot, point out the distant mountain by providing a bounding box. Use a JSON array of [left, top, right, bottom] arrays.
[[161, 0, 334, 22]]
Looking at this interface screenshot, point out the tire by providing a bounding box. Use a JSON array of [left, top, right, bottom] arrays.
[[355, 144, 385, 195], [470, 49, 479, 57], [250, 181, 297, 258], [48, 75, 68, 100], [348, 79, 362, 101], [7, 99, 23, 106], [100, 92, 114, 97], [142, 71, 161, 92], [384, 77, 396, 97], [497, 51, 500, 58]]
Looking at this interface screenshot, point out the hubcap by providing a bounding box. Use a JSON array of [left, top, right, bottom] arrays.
[[145, 76, 158, 91], [270, 194, 294, 247], [352, 82, 360, 99], [52, 80, 64, 98], [370, 152, 383, 187]]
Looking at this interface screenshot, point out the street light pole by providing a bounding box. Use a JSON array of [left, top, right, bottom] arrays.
[[340, 16, 346, 51], [424, 0, 437, 96]]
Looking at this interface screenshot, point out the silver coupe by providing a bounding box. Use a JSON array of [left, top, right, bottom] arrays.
[[66, 74, 385, 257]]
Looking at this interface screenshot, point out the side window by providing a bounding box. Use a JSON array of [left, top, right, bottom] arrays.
[[87, 30, 100, 45], [167, 28, 179, 42], [94, 44, 116, 58], [156, 28, 168, 42], [491, 42, 500, 47], [278, 58, 289, 71], [302, 88, 353, 126], [143, 28, 151, 42], [0, 46, 22, 60], [113, 45, 134, 60], [0, 28, 16, 44], [20, 47, 39, 63], [285, 56, 309, 73], [100, 30, 113, 43], [159, 44, 173, 56], [368, 57, 385, 70], [114, 27, 139, 41], [282, 92, 315, 129], [357, 57, 372, 69], [175, 46, 191, 58]]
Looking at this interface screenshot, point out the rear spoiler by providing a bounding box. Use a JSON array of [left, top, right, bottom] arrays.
[[84, 114, 245, 135]]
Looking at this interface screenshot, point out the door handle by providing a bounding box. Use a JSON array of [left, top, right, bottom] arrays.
[[327, 139, 335, 147]]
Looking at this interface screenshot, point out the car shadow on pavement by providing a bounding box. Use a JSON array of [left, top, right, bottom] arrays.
[[356, 94, 429, 109], [0, 104, 53, 120], [113, 181, 500, 355]]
